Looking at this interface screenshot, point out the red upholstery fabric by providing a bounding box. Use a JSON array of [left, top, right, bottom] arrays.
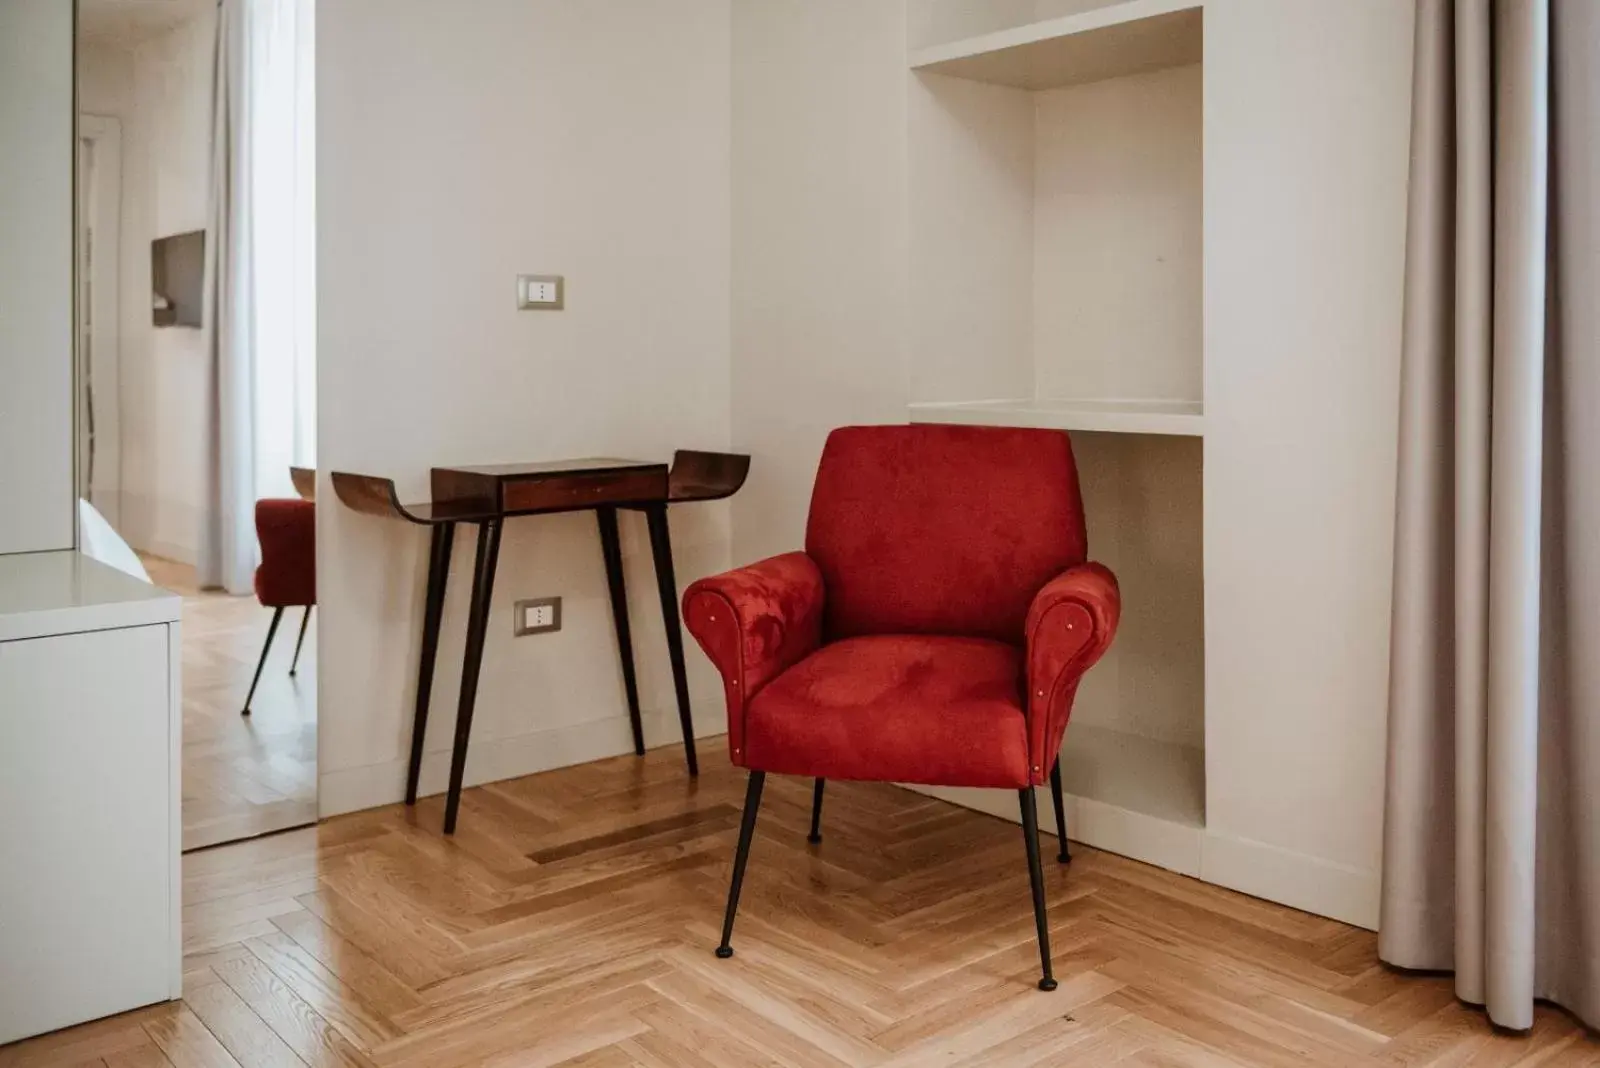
[[682, 552, 825, 762], [1026, 563, 1120, 775], [254, 499, 316, 607], [745, 635, 1030, 788], [805, 425, 1086, 643], [683, 424, 1118, 788]]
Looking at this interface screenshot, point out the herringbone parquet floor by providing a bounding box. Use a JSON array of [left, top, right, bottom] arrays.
[[3, 746, 1595, 1067]]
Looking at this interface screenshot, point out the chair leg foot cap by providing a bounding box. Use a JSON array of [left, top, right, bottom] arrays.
[[807, 834, 822, 845], [715, 946, 734, 959], [1038, 977, 1058, 992], [1057, 853, 1071, 864]]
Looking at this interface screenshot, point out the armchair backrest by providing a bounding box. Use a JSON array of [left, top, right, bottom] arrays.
[[804, 425, 1086, 644]]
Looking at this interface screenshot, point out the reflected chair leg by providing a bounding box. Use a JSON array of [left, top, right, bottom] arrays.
[[1049, 759, 1070, 864], [242, 607, 284, 715], [596, 507, 645, 756], [442, 519, 502, 835], [1019, 787, 1058, 991], [808, 778, 825, 844], [407, 522, 455, 806], [289, 606, 312, 676], [645, 503, 698, 777], [716, 770, 766, 959]]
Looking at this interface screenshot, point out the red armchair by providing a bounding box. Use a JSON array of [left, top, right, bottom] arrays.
[[243, 498, 316, 714], [683, 424, 1119, 990]]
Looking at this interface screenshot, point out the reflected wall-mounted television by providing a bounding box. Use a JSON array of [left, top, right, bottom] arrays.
[[152, 230, 204, 328]]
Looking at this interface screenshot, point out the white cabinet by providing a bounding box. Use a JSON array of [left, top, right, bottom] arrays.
[[0, 554, 181, 1044]]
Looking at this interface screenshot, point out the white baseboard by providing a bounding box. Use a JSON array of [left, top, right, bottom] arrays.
[[1200, 831, 1380, 930], [319, 699, 725, 819]]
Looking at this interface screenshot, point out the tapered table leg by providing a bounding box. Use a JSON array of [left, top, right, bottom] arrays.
[[406, 522, 455, 806], [645, 503, 698, 777], [442, 518, 501, 834], [596, 507, 645, 755]]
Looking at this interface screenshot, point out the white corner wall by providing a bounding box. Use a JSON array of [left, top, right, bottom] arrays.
[[1200, 0, 1413, 927], [316, 0, 733, 815], [0, 0, 74, 555], [731, 0, 911, 562]]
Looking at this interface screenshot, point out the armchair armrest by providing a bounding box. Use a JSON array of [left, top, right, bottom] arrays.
[[682, 552, 825, 765], [1024, 562, 1119, 781]]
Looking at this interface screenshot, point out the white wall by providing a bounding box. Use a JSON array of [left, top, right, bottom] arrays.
[[1200, 0, 1412, 925], [731, 0, 911, 562], [98, 13, 214, 564], [78, 39, 135, 119], [0, 0, 75, 555], [317, 0, 733, 814]]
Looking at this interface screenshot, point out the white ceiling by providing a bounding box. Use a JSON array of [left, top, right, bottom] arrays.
[[77, 0, 210, 45]]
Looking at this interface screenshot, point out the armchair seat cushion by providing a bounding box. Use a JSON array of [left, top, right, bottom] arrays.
[[744, 635, 1031, 789]]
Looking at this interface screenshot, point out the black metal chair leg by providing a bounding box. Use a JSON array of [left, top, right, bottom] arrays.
[[242, 607, 285, 715], [808, 778, 825, 844], [288, 606, 312, 675], [716, 771, 766, 958], [407, 522, 455, 805], [645, 503, 698, 777], [1019, 787, 1058, 991], [1049, 759, 1070, 864], [596, 507, 645, 756], [442, 519, 502, 835]]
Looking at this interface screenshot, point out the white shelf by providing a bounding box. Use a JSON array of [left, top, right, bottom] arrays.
[[910, 0, 1203, 91], [909, 398, 1203, 436]]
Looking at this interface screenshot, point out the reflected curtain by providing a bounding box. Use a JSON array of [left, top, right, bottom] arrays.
[[198, 0, 316, 591], [1381, 0, 1600, 1032], [198, 0, 255, 593]]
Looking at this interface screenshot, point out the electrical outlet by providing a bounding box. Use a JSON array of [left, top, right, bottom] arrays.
[[516, 274, 564, 310], [514, 597, 562, 636]]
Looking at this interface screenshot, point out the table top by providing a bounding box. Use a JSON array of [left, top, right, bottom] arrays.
[[329, 449, 749, 526], [436, 458, 661, 479]]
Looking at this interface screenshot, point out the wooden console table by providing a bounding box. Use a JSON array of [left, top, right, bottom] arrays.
[[329, 451, 748, 833]]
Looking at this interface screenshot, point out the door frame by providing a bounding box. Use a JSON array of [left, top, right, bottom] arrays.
[[77, 112, 123, 526]]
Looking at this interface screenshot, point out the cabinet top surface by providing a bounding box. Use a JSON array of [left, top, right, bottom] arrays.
[[0, 551, 180, 642]]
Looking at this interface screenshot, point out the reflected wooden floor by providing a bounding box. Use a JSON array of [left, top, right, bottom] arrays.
[[142, 556, 318, 852], [2, 744, 1595, 1067]]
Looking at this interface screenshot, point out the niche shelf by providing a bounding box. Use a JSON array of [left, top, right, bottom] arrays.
[[911, 0, 1202, 91], [909, 398, 1203, 436]]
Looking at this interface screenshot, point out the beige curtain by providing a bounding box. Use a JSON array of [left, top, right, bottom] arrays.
[[1382, 0, 1600, 1033]]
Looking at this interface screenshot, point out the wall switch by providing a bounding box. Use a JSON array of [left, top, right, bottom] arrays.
[[514, 596, 562, 635], [517, 274, 564, 310]]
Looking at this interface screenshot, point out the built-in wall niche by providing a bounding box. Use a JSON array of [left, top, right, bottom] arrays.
[[908, 0, 1203, 437], [1061, 430, 1203, 828]]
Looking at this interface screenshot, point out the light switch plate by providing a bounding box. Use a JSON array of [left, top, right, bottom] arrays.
[[514, 597, 562, 635], [517, 274, 564, 310]]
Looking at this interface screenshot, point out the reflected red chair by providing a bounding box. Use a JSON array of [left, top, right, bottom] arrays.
[[683, 424, 1119, 990], [243, 498, 316, 714]]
